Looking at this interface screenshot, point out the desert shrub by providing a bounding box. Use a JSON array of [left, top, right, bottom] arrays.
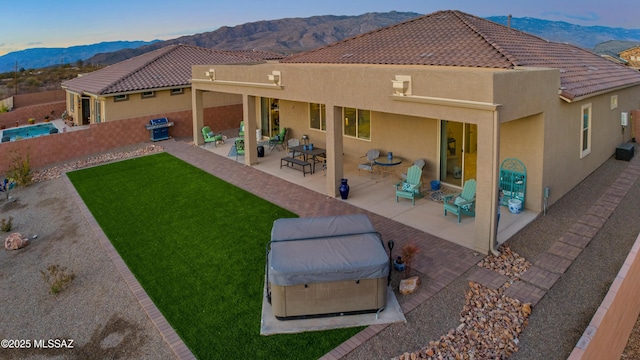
[[40, 264, 76, 294], [400, 242, 420, 278], [0, 216, 13, 232], [6, 152, 32, 187]]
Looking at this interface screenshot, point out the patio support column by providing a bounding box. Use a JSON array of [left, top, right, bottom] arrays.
[[472, 108, 501, 255], [192, 88, 204, 146], [325, 104, 344, 197], [243, 94, 258, 165]]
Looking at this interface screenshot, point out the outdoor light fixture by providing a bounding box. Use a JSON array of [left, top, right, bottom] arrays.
[[392, 75, 411, 96], [268, 70, 281, 86], [205, 69, 215, 81]]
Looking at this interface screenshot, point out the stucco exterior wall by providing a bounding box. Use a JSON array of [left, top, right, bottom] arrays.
[[190, 62, 640, 254], [102, 89, 241, 122]]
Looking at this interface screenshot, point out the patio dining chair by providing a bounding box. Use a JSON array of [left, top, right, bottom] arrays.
[[358, 149, 380, 176], [202, 126, 224, 147], [443, 179, 477, 223], [401, 159, 426, 180], [286, 138, 301, 158]]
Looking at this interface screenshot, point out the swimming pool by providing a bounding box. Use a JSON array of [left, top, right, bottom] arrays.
[[1, 123, 60, 142]]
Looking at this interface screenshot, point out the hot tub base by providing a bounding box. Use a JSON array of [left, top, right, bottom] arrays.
[[270, 277, 387, 320]]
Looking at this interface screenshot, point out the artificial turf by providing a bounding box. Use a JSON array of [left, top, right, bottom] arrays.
[[67, 152, 362, 359]]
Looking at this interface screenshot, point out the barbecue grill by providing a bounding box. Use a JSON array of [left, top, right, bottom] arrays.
[[145, 117, 174, 141]]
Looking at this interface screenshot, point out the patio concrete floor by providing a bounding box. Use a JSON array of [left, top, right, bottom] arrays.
[[200, 137, 538, 251]]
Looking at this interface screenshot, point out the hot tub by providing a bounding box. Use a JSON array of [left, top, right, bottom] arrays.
[[267, 214, 389, 320]]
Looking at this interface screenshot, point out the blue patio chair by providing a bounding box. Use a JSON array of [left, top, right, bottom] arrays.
[[443, 179, 477, 223]]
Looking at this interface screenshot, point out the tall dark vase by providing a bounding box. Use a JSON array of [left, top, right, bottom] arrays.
[[339, 178, 350, 199]]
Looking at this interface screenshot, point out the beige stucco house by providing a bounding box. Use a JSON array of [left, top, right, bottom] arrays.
[[191, 10, 640, 254], [61, 45, 280, 125]]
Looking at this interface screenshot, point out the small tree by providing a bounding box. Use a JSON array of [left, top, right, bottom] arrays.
[[6, 151, 32, 187]]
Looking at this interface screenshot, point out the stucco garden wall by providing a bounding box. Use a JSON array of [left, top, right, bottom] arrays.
[[568, 233, 640, 360]]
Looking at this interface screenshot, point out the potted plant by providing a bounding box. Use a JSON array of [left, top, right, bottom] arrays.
[[44, 115, 50, 122], [393, 256, 406, 272], [28, 118, 35, 125]]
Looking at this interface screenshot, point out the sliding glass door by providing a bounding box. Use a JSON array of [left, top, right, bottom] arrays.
[[440, 120, 477, 187]]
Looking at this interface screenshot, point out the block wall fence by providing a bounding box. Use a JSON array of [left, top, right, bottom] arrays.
[[568, 233, 640, 359], [0, 103, 242, 174]]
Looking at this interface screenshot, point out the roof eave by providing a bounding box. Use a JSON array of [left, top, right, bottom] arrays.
[[559, 82, 640, 103]]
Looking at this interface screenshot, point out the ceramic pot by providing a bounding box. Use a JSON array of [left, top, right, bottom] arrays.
[[339, 178, 350, 199]]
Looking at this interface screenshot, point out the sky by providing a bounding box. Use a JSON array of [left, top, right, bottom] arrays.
[[1, 0, 638, 56]]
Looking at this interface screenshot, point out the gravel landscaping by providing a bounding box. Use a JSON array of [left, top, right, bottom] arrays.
[[0, 145, 174, 360]]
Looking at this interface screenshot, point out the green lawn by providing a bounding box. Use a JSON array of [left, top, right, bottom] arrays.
[[67, 152, 362, 359]]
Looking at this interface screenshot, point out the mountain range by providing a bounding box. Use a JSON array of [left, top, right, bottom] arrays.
[[2, 11, 640, 73]]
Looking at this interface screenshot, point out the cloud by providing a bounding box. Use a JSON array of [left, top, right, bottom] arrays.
[[27, 41, 43, 46], [541, 11, 600, 23]]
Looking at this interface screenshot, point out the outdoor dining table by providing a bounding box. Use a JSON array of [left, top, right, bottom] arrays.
[[289, 145, 326, 174], [374, 156, 403, 177]]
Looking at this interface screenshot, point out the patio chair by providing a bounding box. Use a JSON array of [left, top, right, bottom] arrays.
[[268, 128, 287, 151], [443, 179, 477, 223], [401, 159, 426, 180], [202, 126, 224, 147], [394, 165, 423, 205], [358, 149, 380, 176], [235, 139, 245, 160], [286, 138, 301, 158], [239, 121, 245, 138]]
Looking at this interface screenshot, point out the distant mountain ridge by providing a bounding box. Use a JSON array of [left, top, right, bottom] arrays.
[[86, 12, 421, 66], [486, 16, 640, 49], [2, 12, 640, 73], [0, 40, 159, 73]]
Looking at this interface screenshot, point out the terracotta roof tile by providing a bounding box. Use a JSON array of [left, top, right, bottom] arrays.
[[62, 45, 263, 95], [282, 10, 640, 101]]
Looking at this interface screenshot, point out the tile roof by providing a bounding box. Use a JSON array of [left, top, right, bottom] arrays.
[[282, 10, 640, 102], [62, 44, 265, 95]]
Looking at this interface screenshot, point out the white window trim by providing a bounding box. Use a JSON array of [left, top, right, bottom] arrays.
[[580, 104, 592, 159]]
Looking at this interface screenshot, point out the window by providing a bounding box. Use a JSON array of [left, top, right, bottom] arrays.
[[343, 107, 371, 140], [309, 103, 326, 131], [114, 94, 128, 102], [94, 99, 101, 123], [171, 88, 184, 95], [141, 91, 155, 98], [580, 104, 592, 158], [69, 93, 75, 113]]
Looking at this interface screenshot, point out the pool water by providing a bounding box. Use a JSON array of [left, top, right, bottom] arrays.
[[1, 123, 59, 142]]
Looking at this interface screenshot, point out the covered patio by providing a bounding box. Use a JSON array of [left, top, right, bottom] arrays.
[[200, 138, 538, 250]]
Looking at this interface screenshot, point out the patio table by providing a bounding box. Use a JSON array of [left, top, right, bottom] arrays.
[[289, 145, 326, 174], [374, 156, 403, 177]]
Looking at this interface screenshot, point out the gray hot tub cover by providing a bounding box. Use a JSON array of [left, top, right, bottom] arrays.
[[268, 214, 390, 286]]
